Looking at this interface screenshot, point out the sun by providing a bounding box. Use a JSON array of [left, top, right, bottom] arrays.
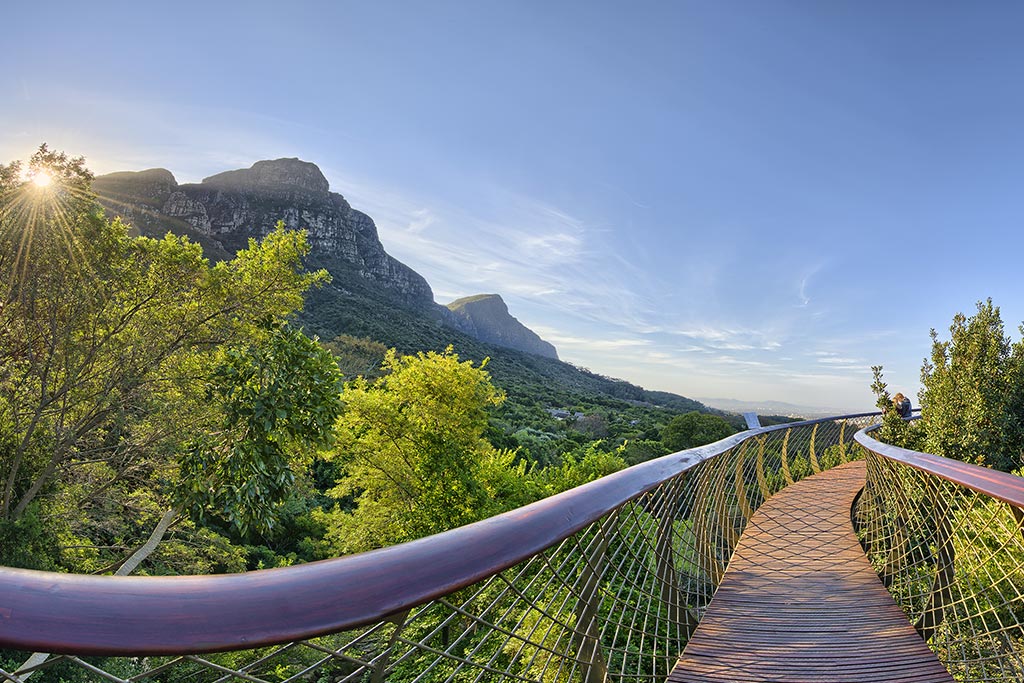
[[32, 171, 53, 188]]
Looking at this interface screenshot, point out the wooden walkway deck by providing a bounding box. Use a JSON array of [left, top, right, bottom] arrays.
[[668, 460, 954, 683]]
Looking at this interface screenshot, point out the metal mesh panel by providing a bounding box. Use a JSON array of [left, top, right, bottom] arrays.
[[0, 416, 874, 683], [856, 451, 1024, 682]]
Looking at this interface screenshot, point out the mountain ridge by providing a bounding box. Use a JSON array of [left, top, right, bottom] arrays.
[[94, 159, 564, 360], [92, 157, 709, 417], [94, 159, 435, 308], [446, 294, 558, 360]]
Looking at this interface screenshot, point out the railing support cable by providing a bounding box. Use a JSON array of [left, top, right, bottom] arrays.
[[914, 477, 955, 643], [574, 511, 616, 683], [370, 609, 411, 683]]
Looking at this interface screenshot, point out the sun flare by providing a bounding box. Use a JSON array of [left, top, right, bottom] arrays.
[[32, 171, 53, 188]]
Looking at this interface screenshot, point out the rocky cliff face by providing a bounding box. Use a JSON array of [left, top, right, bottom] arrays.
[[446, 294, 558, 360], [93, 158, 559, 359], [93, 158, 434, 307]]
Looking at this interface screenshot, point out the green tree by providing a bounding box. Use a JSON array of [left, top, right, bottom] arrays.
[[661, 411, 736, 452], [0, 146, 329, 571], [574, 412, 610, 438], [324, 334, 389, 380], [537, 441, 627, 495], [177, 322, 344, 536], [869, 366, 924, 450], [919, 299, 1024, 471], [320, 348, 517, 554], [620, 438, 669, 465]]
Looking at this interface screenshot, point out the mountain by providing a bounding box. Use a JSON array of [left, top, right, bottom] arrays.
[[93, 158, 434, 307], [92, 159, 567, 362], [93, 157, 708, 417], [447, 294, 558, 360]]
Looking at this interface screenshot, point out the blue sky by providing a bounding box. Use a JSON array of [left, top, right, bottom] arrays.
[[5, 1, 1024, 412]]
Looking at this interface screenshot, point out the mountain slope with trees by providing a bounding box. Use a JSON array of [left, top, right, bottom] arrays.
[[93, 157, 714, 431], [446, 293, 559, 359], [2, 146, 737, 584]]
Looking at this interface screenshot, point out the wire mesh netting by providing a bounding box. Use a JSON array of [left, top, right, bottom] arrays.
[[855, 450, 1024, 682], [0, 416, 875, 683]]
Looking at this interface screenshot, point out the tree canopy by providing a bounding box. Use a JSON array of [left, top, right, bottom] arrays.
[[177, 322, 343, 536], [920, 299, 1024, 471], [0, 145, 713, 577], [319, 348, 526, 554], [0, 146, 332, 571], [661, 411, 736, 452], [872, 299, 1024, 472]]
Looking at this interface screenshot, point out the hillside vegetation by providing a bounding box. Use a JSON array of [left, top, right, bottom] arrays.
[[0, 147, 743, 585]]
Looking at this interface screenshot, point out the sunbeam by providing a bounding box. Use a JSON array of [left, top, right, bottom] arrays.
[[0, 146, 97, 298]]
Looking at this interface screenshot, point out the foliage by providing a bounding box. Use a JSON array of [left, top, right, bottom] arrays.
[[477, 446, 545, 512], [661, 411, 736, 452], [0, 502, 61, 570], [323, 333, 389, 380], [869, 366, 925, 450], [177, 322, 343, 535], [536, 441, 628, 495], [0, 146, 327, 570], [620, 438, 670, 465], [917, 299, 1024, 470], [574, 412, 610, 438], [319, 348, 518, 554], [874, 299, 1024, 470]]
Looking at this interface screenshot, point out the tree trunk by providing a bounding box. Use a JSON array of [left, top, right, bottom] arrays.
[[15, 508, 178, 679]]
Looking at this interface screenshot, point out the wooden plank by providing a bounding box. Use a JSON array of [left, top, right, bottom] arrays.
[[668, 461, 954, 683]]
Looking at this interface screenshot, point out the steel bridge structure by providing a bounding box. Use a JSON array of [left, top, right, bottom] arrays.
[[2, 412, 1023, 682]]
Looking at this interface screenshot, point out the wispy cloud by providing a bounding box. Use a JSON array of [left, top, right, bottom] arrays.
[[798, 275, 812, 307], [331, 175, 661, 335], [795, 262, 827, 309], [302, 169, 879, 411], [810, 350, 868, 371], [671, 326, 783, 352], [712, 356, 775, 368], [531, 328, 652, 353], [406, 208, 436, 234], [817, 357, 860, 365]]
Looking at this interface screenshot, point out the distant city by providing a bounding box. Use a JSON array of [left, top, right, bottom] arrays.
[[696, 397, 847, 420]]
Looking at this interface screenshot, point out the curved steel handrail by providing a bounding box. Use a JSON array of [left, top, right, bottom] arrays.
[[0, 412, 877, 656], [855, 424, 1024, 509], [854, 419, 1024, 680]]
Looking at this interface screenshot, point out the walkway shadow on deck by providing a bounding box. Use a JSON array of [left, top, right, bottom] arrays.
[[668, 461, 953, 683]]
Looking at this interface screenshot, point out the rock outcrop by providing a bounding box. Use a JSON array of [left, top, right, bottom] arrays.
[[93, 158, 434, 307], [93, 158, 559, 358], [446, 294, 558, 359], [201, 158, 330, 196]]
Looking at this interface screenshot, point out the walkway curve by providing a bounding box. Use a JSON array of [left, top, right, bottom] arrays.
[[668, 461, 953, 683]]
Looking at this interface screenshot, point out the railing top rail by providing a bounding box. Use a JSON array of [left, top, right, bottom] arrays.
[[855, 424, 1024, 509], [0, 412, 875, 656]]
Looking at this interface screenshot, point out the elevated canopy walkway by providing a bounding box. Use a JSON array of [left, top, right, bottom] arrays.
[[1, 413, 1023, 682], [669, 461, 953, 682]]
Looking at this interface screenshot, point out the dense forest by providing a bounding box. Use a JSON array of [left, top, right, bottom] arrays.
[[0, 146, 774, 578]]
